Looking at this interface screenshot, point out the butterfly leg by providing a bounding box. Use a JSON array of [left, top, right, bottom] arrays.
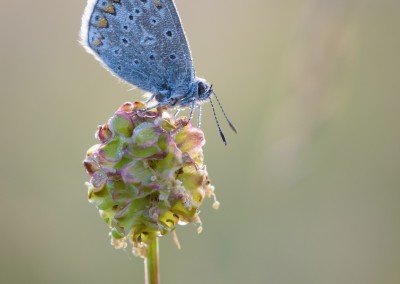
[[145, 93, 156, 104], [143, 103, 162, 111], [187, 100, 196, 124], [174, 109, 181, 118], [197, 105, 202, 128]]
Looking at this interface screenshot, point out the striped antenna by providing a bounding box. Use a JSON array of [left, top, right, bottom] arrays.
[[209, 97, 227, 145], [211, 87, 238, 134]]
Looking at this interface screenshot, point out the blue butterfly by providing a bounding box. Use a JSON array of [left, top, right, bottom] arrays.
[[80, 0, 236, 143]]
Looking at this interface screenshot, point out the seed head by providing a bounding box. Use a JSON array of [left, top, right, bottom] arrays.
[[83, 102, 217, 257]]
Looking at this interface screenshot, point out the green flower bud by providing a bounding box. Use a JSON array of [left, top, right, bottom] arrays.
[[83, 102, 218, 257]]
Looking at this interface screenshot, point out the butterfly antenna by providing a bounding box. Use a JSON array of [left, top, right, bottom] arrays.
[[209, 97, 227, 145], [211, 87, 238, 134]]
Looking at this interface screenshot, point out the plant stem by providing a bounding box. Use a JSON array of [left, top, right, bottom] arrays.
[[144, 238, 160, 284]]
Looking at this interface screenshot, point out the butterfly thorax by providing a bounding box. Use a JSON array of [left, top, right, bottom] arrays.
[[155, 78, 212, 107]]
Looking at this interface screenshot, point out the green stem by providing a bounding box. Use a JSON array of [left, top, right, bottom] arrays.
[[144, 238, 160, 284]]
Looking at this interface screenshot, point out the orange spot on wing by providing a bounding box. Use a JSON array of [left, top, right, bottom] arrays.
[[104, 4, 115, 14], [97, 16, 108, 28], [93, 38, 103, 47]]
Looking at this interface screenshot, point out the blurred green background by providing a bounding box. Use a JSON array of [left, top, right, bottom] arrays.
[[1, 0, 399, 283]]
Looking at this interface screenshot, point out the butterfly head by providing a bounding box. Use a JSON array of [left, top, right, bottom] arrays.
[[196, 80, 213, 101]]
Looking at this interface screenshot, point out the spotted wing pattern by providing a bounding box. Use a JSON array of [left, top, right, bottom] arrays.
[[81, 0, 195, 97]]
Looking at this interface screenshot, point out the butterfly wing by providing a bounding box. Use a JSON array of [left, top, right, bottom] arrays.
[[81, 0, 195, 96]]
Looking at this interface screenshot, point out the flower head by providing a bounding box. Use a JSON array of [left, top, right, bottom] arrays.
[[83, 102, 217, 257]]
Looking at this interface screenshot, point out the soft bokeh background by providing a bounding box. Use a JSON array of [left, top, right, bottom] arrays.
[[1, 0, 399, 283]]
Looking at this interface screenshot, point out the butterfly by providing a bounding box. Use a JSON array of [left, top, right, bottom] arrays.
[[80, 0, 236, 143]]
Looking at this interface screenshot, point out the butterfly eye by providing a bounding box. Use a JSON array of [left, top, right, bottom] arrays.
[[198, 82, 206, 95]]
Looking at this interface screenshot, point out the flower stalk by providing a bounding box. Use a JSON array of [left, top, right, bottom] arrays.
[[145, 237, 160, 284]]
